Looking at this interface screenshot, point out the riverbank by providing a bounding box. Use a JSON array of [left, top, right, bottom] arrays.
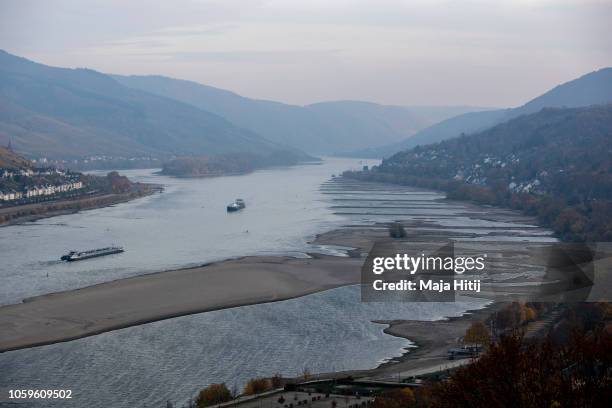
[[371, 303, 498, 377], [0, 184, 159, 227], [284, 301, 499, 383]]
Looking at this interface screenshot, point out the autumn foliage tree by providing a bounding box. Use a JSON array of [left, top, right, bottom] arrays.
[[106, 171, 132, 194], [428, 330, 612, 408], [463, 321, 491, 346], [196, 383, 233, 408], [243, 377, 272, 396], [494, 302, 540, 332]]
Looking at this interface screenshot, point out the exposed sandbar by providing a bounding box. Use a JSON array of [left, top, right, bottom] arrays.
[[0, 254, 363, 352]]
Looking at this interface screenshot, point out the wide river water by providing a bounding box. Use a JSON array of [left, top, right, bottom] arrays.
[[0, 158, 549, 407], [0, 158, 366, 305]]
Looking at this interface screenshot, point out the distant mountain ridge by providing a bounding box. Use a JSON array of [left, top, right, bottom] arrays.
[[0, 50, 289, 160], [350, 67, 612, 158], [0, 49, 490, 161], [112, 74, 489, 154], [2, 49, 609, 163]]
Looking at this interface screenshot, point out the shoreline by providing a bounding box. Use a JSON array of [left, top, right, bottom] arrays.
[[298, 301, 499, 382], [371, 302, 498, 374], [0, 185, 159, 227]]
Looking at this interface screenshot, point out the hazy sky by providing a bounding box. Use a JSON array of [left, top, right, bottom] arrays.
[[1, 0, 611, 107]]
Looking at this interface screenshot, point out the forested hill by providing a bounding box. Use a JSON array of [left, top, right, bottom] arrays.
[[345, 105, 612, 242]]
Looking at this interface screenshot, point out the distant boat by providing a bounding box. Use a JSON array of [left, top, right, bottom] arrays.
[[227, 198, 246, 212], [61, 246, 124, 262], [447, 344, 483, 360]]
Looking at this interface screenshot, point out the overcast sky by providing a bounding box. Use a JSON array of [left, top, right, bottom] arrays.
[[1, 0, 610, 107]]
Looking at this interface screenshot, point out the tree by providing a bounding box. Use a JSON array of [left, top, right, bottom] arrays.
[[196, 383, 233, 408], [554, 208, 587, 239], [243, 378, 271, 395], [464, 321, 491, 346], [428, 329, 612, 408], [524, 306, 537, 322], [106, 171, 132, 193]]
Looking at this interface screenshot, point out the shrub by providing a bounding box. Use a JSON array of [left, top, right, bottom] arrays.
[[196, 383, 233, 408], [243, 378, 272, 395]]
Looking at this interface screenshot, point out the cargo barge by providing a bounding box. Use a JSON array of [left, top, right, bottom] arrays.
[[227, 198, 246, 212], [61, 246, 124, 262]]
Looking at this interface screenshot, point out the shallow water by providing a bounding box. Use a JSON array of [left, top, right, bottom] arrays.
[[0, 286, 487, 408]]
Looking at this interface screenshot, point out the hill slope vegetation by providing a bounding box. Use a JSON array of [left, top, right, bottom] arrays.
[[345, 105, 612, 242]]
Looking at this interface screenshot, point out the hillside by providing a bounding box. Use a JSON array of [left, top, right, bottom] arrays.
[[0, 146, 31, 168], [0, 50, 286, 160], [345, 105, 612, 242], [353, 68, 612, 158], [112, 74, 486, 154]]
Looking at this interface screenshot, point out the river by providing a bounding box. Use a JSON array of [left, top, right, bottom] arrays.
[[0, 158, 366, 305], [0, 157, 551, 407]]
